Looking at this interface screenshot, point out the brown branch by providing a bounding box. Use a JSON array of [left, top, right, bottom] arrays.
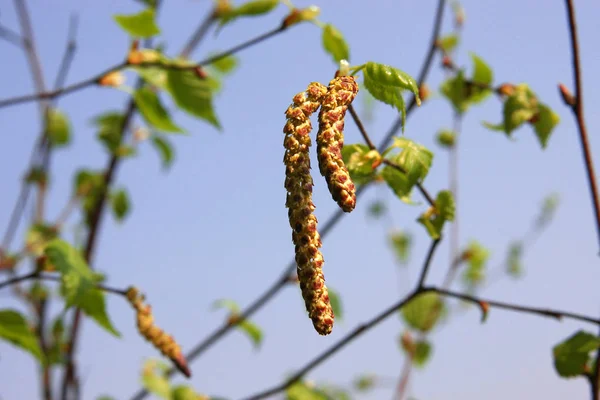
[[0, 24, 23, 47], [0, 24, 290, 111], [348, 104, 376, 150], [425, 287, 600, 325]]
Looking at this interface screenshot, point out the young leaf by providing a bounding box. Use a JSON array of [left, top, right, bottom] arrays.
[[286, 381, 328, 400], [436, 129, 456, 148], [440, 71, 468, 114], [417, 190, 455, 239], [401, 292, 446, 333], [389, 231, 411, 265], [171, 385, 201, 400], [353, 374, 376, 391], [141, 360, 171, 399], [134, 87, 184, 133], [381, 165, 412, 200], [46, 108, 71, 147], [238, 320, 263, 349], [167, 69, 220, 129], [437, 34, 458, 52], [322, 24, 350, 63], [469, 52, 493, 104], [533, 103, 560, 148], [114, 9, 160, 38], [44, 239, 120, 337], [553, 331, 600, 378], [367, 201, 387, 219], [413, 339, 433, 368], [506, 241, 523, 278], [110, 189, 131, 222], [151, 135, 174, 170], [212, 298, 240, 314], [328, 287, 343, 321], [461, 240, 490, 288], [93, 111, 125, 154], [362, 76, 406, 128], [218, 0, 279, 29], [536, 193, 560, 229], [341, 144, 381, 184], [0, 309, 43, 361], [210, 54, 239, 75], [364, 62, 420, 102], [26, 224, 58, 257], [389, 137, 434, 185]]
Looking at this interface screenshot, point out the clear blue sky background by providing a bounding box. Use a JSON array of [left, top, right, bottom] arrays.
[[1, 0, 600, 399]]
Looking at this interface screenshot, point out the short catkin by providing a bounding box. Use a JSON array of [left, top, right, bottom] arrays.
[[316, 76, 359, 212], [126, 287, 191, 377], [283, 82, 335, 335]]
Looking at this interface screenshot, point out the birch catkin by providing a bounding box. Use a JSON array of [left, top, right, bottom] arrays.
[[126, 287, 191, 377], [283, 82, 335, 335], [317, 76, 359, 212]]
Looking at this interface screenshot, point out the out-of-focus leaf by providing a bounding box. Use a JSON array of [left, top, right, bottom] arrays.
[[151, 135, 174, 170], [0, 309, 42, 361], [417, 191, 455, 239], [210, 54, 239, 75], [353, 374, 376, 391], [401, 292, 446, 333], [436, 129, 456, 149], [413, 339, 432, 368], [44, 240, 120, 337], [506, 241, 524, 278], [217, 0, 279, 29], [141, 359, 171, 399], [46, 108, 71, 147], [367, 201, 387, 219], [286, 381, 328, 400], [328, 288, 343, 321], [461, 240, 490, 288], [536, 193, 560, 229], [322, 24, 350, 63], [389, 231, 412, 265], [553, 331, 600, 378], [341, 144, 381, 184], [238, 320, 263, 349], [167, 69, 220, 129], [533, 104, 560, 148], [110, 189, 131, 222], [212, 299, 240, 314], [26, 224, 58, 257], [114, 9, 160, 38], [437, 34, 458, 52], [134, 87, 184, 133]]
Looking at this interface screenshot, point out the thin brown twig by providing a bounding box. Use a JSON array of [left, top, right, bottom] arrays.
[[425, 286, 600, 325], [0, 24, 23, 47], [0, 25, 289, 111], [0, 271, 128, 296]]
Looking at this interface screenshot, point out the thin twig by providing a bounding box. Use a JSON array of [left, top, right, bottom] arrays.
[[0, 24, 23, 47], [416, 239, 441, 288], [0, 271, 127, 296], [179, 9, 216, 58], [348, 104, 376, 150], [425, 287, 600, 325]]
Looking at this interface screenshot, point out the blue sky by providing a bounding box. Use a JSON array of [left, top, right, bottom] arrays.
[[1, 0, 600, 399]]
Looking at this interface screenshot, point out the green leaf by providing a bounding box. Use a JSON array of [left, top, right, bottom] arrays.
[[322, 24, 350, 63], [44, 239, 120, 337], [0, 309, 43, 361], [26, 223, 58, 257], [133, 66, 168, 90], [96, 396, 116, 400], [93, 111, 125, 154], [151, 135, 174, 170], [364, 62, 420, 102], [171, 385, 200, 400], [440, 71, 468, 114], [110, 189, 131, 222], [533, 103, 560, 148], [401, 292, 446, 333], [437, 34, 458, 52], [341, 144, 380, 184], [436, 129, 456, 148], [210, 54, 239, 75], [485, 84, 539, 136], [353, 374, 376, 391], [506, 241, 523, 278], [469, 52, 493, 104], [167, 69, 220, 129], [389, 137, 433, 185], [363, 75, 406, 128], [553, 331, 600, 378], [381, 165, 412, 201], [413, 339, 432, 368], [367, 201, 387, 219], [286, 381, 328, 400], [328, 287, 343, 321], [114, 8, 160, 38], [141, 360, 171, 399], [461, 240, 490, 288], [417, 190, 455, 239], [238, 320, 263, 349], [218, 0, 279, 29], [46, 108, 71, 147], [389, 231, 411, 265], [134, 87, 184, 133], [536, 193, 560, 229], [212, 298, 240, 314]]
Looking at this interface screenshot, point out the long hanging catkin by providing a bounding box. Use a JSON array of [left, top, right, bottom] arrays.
[[317, 76, 359, 212], [126, 287, 191, 377], [283, 82, 335, 335]]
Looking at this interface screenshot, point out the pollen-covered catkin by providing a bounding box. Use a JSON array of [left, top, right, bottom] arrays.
[[317, 76, 359, 212], [283, 82, 335, 336], [126, 287, 191, 377]]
